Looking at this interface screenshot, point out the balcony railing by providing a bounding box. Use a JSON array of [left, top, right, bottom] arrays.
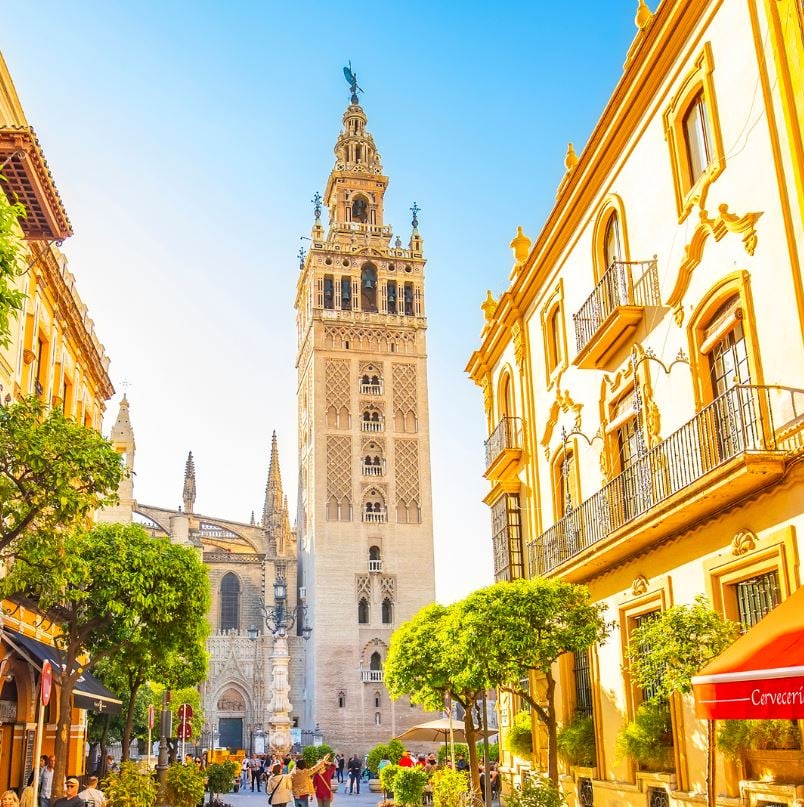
[[528, 384, 804, 576], [361, 383, 383, 395], [361, 420, 383, 432], [484, 417, 523, 470], [362, 462, 386, 476], [368, 559, 383, 573], [363, 511, 387, 524], [361, 670, 384, 683], [573, 259, 661, 358]]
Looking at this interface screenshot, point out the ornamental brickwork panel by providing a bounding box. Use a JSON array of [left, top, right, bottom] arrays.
[[394, 439, 420, 504], [326, 436, 352, 503], [392, 363, 417, 415], [326, 359, 351, 411]]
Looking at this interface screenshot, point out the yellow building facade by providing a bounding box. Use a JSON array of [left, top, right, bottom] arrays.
[[467, 1, 804, 806], [0, 51, 115, 789]]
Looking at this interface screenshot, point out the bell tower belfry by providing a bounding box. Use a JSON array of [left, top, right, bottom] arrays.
[[295, 72, 436, 752]]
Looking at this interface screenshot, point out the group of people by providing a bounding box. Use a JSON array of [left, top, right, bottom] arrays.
[[0, 755, 107, 807], [237, 753, 339, 807]]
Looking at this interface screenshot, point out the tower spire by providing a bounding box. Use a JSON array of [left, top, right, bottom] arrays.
[[183, 451, 196, 514], [262, 431, 284, 526]]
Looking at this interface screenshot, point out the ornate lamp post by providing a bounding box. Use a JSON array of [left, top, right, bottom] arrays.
[[258, 573, 311, 756]]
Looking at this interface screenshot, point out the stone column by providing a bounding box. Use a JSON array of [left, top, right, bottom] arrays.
[[267, 632, 292, 755]]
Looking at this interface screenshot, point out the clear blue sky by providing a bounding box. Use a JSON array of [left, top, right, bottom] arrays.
[[4, 2, 637, 603]]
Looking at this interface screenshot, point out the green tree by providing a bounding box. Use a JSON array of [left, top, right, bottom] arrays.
[[456, 579, 611, 783], [0, 183, 25, 348], [0, 397, 124, 555], [0, 522, 210, 796], [625, 595, 737, 807], [386, 603, 488, 796], [94, 617, 208, 760]]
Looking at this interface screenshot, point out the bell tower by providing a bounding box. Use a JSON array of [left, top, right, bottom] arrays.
[[295, 72, 436, 751]]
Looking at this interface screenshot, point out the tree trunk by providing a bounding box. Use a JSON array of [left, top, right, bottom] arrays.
[[53, 643, 81, 800], [463, 709, 482, 801], [98, 713, 111, 776], [121, 680, 142, 762], [545, 671, 559, 785], [706, 719, 716, 807]]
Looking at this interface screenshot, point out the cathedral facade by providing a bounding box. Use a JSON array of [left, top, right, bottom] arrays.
[[99, 397, 304, 754], [295, 87, 437, 752]]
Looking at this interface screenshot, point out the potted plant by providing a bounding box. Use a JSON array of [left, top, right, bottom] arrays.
[[165, 762, 206, 807], [104, 761, 157, 807], [393, 767, 430, 807], [380, 763, 402, 801], [504, 774, 565, 807], [431, 768, 469, 807], [718, 719, 803, 781], [557, 715, 596, 770], [616, 701, 674, 772]]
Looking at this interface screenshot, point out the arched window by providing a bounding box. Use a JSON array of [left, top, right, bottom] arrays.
[[374, 712, 382, 725], [552, 447, 579, 519], [358, 598, 370, 624], [382, 598, 393, 624], [361, 264, 378, 313], [374, 692, 381, 708], [545, 307, 563, 376], [352, 196, 369, 224], [220, 573, 240, 632], [603, 213, 622, 270], [338, 691, 346, 708], [498, 373, 514, 420], [370, 651, 382, 671]]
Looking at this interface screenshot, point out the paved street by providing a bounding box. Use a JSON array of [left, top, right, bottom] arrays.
[[227, 779, 382, 807]]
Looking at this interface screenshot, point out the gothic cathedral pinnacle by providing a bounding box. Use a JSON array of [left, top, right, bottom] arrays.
[[183, 451, 196, 513]]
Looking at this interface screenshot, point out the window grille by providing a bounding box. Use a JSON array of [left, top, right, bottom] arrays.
[[735, 571, 780, 632], [491, 494, 523, 582], [633, 611, 660, 702], [573, 650, 594, 719], [648, 789, 669, 807], [578, 778, 593, 807]]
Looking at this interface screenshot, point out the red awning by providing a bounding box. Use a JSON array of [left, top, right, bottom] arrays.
[[692, 586, 804, 720]]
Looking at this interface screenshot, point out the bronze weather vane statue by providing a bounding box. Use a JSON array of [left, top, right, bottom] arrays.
[[343, 62, 364, 104]]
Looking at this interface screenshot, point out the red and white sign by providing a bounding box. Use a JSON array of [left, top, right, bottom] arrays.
[[694, 668, 804, 719], [178, 703, 193, 722], [41, 661, 52, 706], [177, 722, 192, 740]]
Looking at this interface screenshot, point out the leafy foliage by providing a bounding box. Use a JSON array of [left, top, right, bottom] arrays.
[[556, 715, 595, 767], [625, 595, 738, 700], [165, 763, 206, 807], [206, 761, 238, 797], [507, 711, 534, 758], [392, 766, 430, 807], [0, 181, 25, 348], [302, 743, 334, 766], [0, 397, 125, 554], [0, 522, 210, 795], [386, 603, 488, 793], [616, 701, 674, 771], [139, 685, 206, 748], [717, 720, 802, 758], [455, 579, 610, 783], [367, 739, 405, 774], [436, 743, 498, 765], [431, 768, 469, 807], [379, 764, 401, 795], [504, 775, 565, 807], [103, 761, 157, 807]]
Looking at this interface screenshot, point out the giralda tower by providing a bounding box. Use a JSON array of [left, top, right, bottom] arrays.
[[295, 73, 436, 751]]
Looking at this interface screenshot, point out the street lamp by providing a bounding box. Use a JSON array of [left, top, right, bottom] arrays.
[[256, 570, 312, 757]]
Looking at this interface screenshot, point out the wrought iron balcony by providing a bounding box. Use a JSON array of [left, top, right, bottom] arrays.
[[573, 259, 661, 368], [361, 669, 384, 683], [528, 384, 804, 578], [484, 417, 523, 478]]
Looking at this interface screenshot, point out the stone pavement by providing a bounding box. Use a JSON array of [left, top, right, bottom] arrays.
[[226, 778, 382, 807]]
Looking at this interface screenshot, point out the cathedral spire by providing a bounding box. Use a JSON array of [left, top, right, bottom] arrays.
[[262, 431, 284, 526], [183, 451, 196, 514]]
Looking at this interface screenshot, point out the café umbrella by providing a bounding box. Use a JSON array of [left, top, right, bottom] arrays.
[[692, 584, 804, 720]]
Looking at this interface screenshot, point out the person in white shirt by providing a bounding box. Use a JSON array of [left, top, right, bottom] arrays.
[[78, 777, 106, 807]]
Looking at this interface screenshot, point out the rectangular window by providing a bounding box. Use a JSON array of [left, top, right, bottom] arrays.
[[404, 283, 414, 316], [387, 281, 397, 314], [734, 571, 780, 633], [491, 494, 523, 582], [683, 93, 712, 184], [632, 611, 661, 702], [573, 650, 594, 720]]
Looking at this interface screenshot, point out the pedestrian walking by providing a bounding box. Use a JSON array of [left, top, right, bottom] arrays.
[[290, 755, 330, 807], [347, 754, 361, 795], [250, 757, 263, 792], [312, 760, 337, 807], [39, 756, 54, 807], [336, 755, 345, 784], [78, 777, 106, 807], [265, 763, 294, 807], [52, 778, 85, 807]]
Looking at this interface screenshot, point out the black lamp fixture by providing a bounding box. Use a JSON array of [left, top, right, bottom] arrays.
[[258, 573, 312, 640]]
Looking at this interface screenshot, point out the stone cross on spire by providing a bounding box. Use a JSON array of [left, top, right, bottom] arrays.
[[183, 451, 196, 514], [262, 431, 284, 527]]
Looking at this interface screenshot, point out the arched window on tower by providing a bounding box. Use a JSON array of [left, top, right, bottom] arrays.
[[220, 573, 240, 632], [361, 264, 378, 313], [368, 545, 382, 573], [358, 598, 370, 624], [352, 196, 369, 224], [370, 651, 382, 671], [382, 598, 393, 625]]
